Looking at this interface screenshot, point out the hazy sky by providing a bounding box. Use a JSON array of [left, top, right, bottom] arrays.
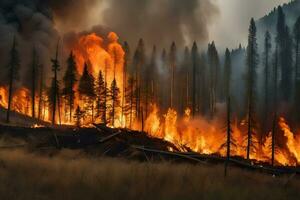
[[209, 0, 289, 49]]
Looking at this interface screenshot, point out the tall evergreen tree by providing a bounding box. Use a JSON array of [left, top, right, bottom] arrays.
[[262, 31, 272, 139], [63, 51, 78, 122], [125, 76, 137, 129], [133, 39, 145, 120], [6, 36, 20, 123], [207, 42, 220, 116], [122, 41, 130, 121], [271, 46, 279, 166], [95, 70, 107, 122], [108, 79, 121, 127], [38, 64, 45, 120], [50, 41, 61, 125], [191, 42, 198, 118], [78, 63, 96, 122], [28, 47, 39, 119], [224, 48, 232, 99], [245, 18, 259, 160], [169, 42, 176, 108]]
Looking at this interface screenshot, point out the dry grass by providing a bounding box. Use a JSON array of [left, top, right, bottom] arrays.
[[0, 149, 298, 200]]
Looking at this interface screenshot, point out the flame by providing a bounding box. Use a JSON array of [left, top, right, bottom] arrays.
[[1, 31, 300, 167], [68, 32, 126, 126], [278, 117, 300, 165]]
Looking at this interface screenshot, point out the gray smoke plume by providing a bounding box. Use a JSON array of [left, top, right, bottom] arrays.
[[0, 0, 59, 84], [0, 0, 219, 85], [101, 0, 219, 49]]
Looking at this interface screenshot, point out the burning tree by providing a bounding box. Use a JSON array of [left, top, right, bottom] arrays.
[[108, 79, 121, 127], [78, 63, 96, 123], [245, 18, 258, 161], [95, 70, 107, 123], [63, 51, 78, 122]]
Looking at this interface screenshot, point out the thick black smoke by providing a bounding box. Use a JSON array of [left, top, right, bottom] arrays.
[[0, 0, 219, 85], [0, 0, 59, 84], [102, 0, 219, 48]]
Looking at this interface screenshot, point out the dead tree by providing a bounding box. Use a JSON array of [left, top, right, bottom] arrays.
[[225, 97, 232, 176]]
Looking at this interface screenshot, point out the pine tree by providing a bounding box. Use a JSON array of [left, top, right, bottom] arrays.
[[272, 46, 279, 166], [95, 70, 107, 122], [38, 64, 45, 120], [6, 36, 20, 123], [50, 41, 61, 125], [133, 39, 145, 120], [63, 51, 78, 122], [78, 63, 96, 122], [125, 76, 137, 128], [224, 48, 232, 100], [28, 47, 38, 119], [122, 41, 130, 121], [262, 31, 272, 140], [207, 42, 220, 117], [191, 42, 198, 117], [224, 97, 232, 176], [169, 42, 176, 108], [246, 18, 259, 161], [108, 79, 121, 127]]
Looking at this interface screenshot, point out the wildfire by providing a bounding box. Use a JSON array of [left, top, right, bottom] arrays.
[[144, 104, 300, 166], [1, 30, 300, 167]]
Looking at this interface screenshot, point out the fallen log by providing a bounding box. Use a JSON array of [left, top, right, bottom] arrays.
[[98, 130, 122, 143], [131, 145, 209, 165]]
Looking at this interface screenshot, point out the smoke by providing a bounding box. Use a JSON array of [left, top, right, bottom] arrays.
[[101, 0, 219, 49], [0, 0, 59, 84]]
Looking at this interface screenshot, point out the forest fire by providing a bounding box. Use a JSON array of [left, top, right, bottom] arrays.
[[1, 9, 300, 167]]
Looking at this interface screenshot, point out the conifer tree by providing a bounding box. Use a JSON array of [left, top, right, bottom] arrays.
[[207, 42, 220, 117], [108, 79, 121, 127], [122, 41, 130, 121], [246, 18, 259, 160], [50, 41, 60, 125], [262, 31, 272, 139], [224, 48, 232, 100], [95, 70, 107, 122], [63, 51, 78, 122], [191, 42, 198, 118], [125, 77, 137, 128], [6, 36, 20, 123], [78, 63, 96, 122], [169, 42, 176, 108], [38, 64, 44, 120], [28, 47, 38, 119], [271, 46, 279, 166]]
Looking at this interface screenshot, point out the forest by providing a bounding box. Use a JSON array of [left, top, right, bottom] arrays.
[[1, 4, 300, 166]]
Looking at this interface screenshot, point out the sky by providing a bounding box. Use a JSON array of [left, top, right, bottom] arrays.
[[209, 0, 290, 49]]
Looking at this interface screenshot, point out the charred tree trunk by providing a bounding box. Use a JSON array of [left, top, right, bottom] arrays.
[[38, 64, 44, 120], [225, 97, 231, 176]]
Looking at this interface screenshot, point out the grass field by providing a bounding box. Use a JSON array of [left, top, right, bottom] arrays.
[[0, 149, 299, 200]]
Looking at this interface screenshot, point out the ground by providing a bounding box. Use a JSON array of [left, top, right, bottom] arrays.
[[0, 149, 299, 200]]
